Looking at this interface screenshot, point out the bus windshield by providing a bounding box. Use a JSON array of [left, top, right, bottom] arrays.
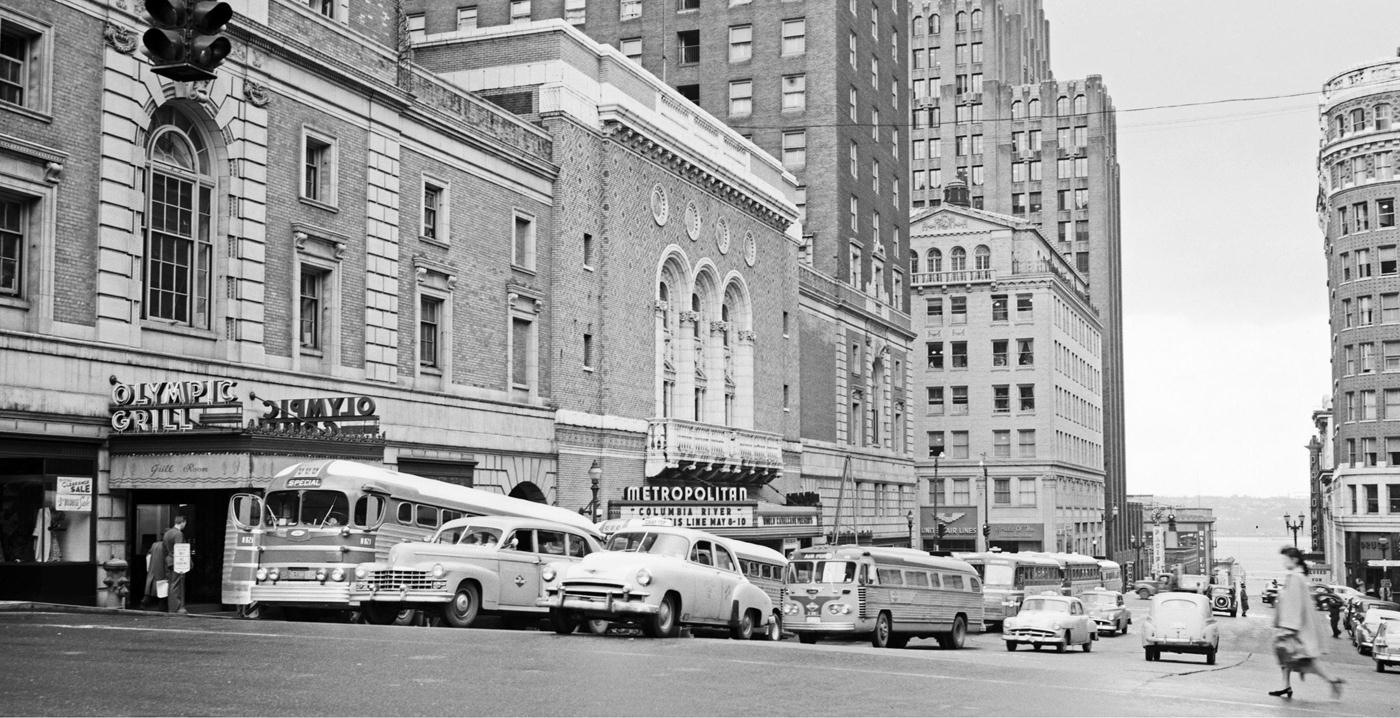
[[606, 531, 689, 558], [983, 564, 1016, 587], [264, 490, 350, 528], [1021, 598, 1069, 614], [788, 560, 859, 584]]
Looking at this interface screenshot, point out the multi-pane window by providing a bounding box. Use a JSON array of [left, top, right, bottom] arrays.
[[776, 130, 809, 172], [303, 133, 334, 203], [457, 6, 478, 30], [950, 431, 969, 459], [848, 30, 857, 67], [1019, 384, 1035, 411], [677, 30, 700, 64], [1018, 478, 1036, 506], [953, 478, 970, 504], [1016, 293, 1033, 319], [951, 386, 968, 414], [993, 430, 1011, 457], [510, 0, 531, 23], [564, 0, 586, 25], [926, 341, 943, 368], [1018, 429, 1036, 458], [728, 25, 752, 63], [299, 267, 325, 350], [619, 37, 641, 61], [422, 181, 444, 240], [927, 431, 945, 458], [993, 478, 1011, 504], [310, 0, 336, 20], [1386, 388, 1400, 418], [1380, 199, 1396, 228], [0, 17, 46, 109], [419, 296, 442, 368], [992, 294, 1008, 321], [145, 109, 215, 328], [782, 18, 806, 56], [992, 339, 1008, 367], [1384, 340, 1400, 371], [406, 13, 425, 41], [0, 195, 24, 296], [728, 79, 752, 116], [620, 0, 642, 20], [950, 296, 967, 324], [1017, 338, 1034, 366], [926, 297, 943, 321], [1074, 188, 1089, 210], [993, 385, 1010, 414], [849, 86, 858, 121], [951, 341, 967, 368], [1366, 484, 1379, 513], [927, 386, 945, 415]]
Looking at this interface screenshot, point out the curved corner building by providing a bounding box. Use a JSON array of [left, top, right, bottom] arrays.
[[1317, 54, 1400, 592]]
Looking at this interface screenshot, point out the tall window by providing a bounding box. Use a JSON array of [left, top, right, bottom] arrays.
[[781, 18, 805, 56], [564, 0, 586, 24], [299, 267, 325, 350], [994, 478, 1010, 504], [302, 132, 334, 203], [406, 13, 425, 41], [510, 0, 531, 23], [1018, 429, 1036, 458], [145, 107, 216, 328], [782, 131, 806, 170], [419, 295, 442, 368], [0, 195, 25, 296], [782, 74, 806, 112], [422, 180, 444, 241], [0, 14, 49, 112], [513, 212, 536, 270], [512, 317, 533, 388], [457, 6, 478, 30], [728, 25, 752, 63], [728, 79, 752, 116], [677, 30, 700, 64]]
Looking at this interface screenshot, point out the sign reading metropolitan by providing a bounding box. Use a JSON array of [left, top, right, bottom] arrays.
[[108, 376, 242, 433], [621, 486, 749, 503], [614, 486, 756, 529]]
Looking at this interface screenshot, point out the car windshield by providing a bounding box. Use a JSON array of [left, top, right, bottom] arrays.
[[983, 564, 1015, 587], [1085, 594, 1118, 608], [264, 489, 350, 527], [1020, 598, 1068, 614], [440, 527, 501, 546], [606, 531, 689, 558], [787, 560, 859, 584]]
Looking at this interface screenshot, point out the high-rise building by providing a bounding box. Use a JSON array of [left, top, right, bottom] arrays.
[[1317, 53, 1400, 593], [908, 0, 1127, 562], [428, 1, 919, 543], [909, 184, 1106, 555]]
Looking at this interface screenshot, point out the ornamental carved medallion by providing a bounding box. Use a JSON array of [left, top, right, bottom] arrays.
[[684, 200, 702, 241], [743, 231, 757, 267], [103, 22, 137, 54], [243, 79, 272, 108], [715, 217, 731, 255], [650, 184, 670, 226]]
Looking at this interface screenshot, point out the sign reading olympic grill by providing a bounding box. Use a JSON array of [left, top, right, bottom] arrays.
[[108, 376, 242, 433]]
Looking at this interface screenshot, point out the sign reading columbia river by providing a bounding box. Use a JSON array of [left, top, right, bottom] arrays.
[[614, 486, 756, 529]]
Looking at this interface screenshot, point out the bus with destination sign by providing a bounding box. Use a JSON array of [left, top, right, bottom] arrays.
[[782, 545, 984, 649], [956, 550, 1063, 628], [225, 459, 599, 620]]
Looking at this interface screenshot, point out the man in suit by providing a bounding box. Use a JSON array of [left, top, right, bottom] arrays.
[[163, 516, 188, 614]]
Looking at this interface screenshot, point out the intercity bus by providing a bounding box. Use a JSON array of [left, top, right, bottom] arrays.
[[956, 550, 1062, 628], [1097, 559, 1123, 593], [226, 459, 598, 619], [1035, 552, 1104, 598], [783, 545, 984, 649], [732, 539, 789, 641]]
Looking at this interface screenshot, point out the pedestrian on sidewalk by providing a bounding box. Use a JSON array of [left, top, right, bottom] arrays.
[[1269, 546, 1343, 701], [163, 516, 188, 614], [143, 539, 167, 610], [1319, 592, 1343, 638]]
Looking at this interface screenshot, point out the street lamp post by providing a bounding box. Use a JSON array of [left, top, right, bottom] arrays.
[[979, 455, 990, 553], [1130, 534, 1143, 583], [588, 459, 602, 524], [1283, 512, 1304, 548], [930, 451, 942, 552]]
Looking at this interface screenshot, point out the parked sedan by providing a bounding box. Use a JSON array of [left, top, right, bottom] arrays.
[[1003, 593, 1097, 653], [1374, 619, 1400, 672], [1082, 589, 1130, 636], [1348, 598, 1400, 638], [1142, 592, 1219, 665], [540, 526, 775, 639], [1354, 608, 1400, 656]]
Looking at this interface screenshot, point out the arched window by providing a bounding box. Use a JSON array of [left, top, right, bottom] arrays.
[[144, 105, 217, 328], [1352, 107, 1368, 133], [1377, 103, 1392, 131], [950, 246, 967, 271], [912, 15, 923, 35], [1073, 94, 1087, 114], [974, 245, 991, 270], [1055, 96, 1069, 115], [970, 9, 983, 29], [927, 248, 942, 272], [1011, 100, 1023, 119], [1027, 98, 1041, 118], [955, 11, 966, 31], [930, 13, 940, 34]]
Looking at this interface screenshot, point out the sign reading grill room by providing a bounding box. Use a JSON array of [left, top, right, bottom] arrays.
[[612, 486, 757, 529]]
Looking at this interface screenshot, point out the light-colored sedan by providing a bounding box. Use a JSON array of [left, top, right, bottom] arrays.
[[1142, 592, 1220, 665], [1373, 619, 1400, 672], [1354, 608, 1400, 656], [539, 526, 775, 639], [1003, 593, 1097, 653], [1083, 589, 1130, 636]]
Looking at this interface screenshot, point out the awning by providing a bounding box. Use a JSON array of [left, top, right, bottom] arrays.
[[109, 453, 313, 490]]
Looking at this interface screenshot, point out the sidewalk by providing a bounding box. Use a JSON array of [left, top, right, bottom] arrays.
[[0, 600, 238, 619]]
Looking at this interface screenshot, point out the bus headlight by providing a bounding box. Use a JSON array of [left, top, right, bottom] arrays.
[[541, 566, 557, 582], [840, 605, 851, 615], [255, 568, 268, 582], [355, 566, 369, 579], [636, 569, 652, 587], [331, 568, 346, 582], [431, 564, 446, 578], [315, 569, 328, 583], [784, 603, 799, 615], [827, 603, 842, 615], [268, 568, 280, 582]]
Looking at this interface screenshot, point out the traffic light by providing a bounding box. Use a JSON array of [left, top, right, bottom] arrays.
[[981, 523, 990, 537], [937, 522, 947, 539], [142, 0, 234, 82]]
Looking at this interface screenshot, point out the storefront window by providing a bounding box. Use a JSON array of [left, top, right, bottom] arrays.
[[1, 470, 93, 563]]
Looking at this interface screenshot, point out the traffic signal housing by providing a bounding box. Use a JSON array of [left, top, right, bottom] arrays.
[[142, 0, 234, 82]]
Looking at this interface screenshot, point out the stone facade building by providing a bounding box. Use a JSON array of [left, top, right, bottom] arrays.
[[909, 186, 1105, 553]]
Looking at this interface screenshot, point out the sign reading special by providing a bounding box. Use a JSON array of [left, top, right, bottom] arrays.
[[614, 486, 756, 529], [108, 376, 242, 433]]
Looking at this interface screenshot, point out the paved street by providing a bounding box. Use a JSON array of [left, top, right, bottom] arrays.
[[0, 599, 1392, 716]]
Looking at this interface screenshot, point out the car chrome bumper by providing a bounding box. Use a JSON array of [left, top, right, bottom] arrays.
[[348, 587, 452, 604], [538, 592, 659, 616]]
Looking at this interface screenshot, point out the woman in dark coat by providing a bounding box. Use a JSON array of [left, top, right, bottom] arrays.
[[1270, 546, 1343, 700], [144, 540, 167, 610]]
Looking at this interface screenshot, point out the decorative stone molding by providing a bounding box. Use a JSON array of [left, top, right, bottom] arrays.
[[413, 253, 457, 291], [929, 214, 969, 230], [743, 231, 757, 267], [654, 299, 671, 313], [709, 320, 730, 336], [679, 310, 700, 325], [650, 184, 670, 226], [684, 201, 701, 240], [715, 218, 731, 255], [243, 79, 272, 108], [735, 329, 756, 344], [43, 162, 63, 184], [103, 22, 137, 54], [292, 224, 349, 262]]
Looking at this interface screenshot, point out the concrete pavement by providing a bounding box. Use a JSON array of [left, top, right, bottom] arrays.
[[0, 598, 1392, 716]]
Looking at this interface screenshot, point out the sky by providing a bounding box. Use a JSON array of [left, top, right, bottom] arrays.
[[1040, 1, 1400, 497]]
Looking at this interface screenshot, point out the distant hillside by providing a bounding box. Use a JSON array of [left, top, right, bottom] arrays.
[[1146, 495, 1311, 537]]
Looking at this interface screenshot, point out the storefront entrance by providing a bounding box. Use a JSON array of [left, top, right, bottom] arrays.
[[0, 437, 99, 605], [127, 489, 236, 607]]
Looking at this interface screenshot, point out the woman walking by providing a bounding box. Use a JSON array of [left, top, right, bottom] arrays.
[[1270, 546, 1344, 700]]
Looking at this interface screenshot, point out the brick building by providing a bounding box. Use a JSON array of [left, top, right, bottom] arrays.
[[1317, 54, 1400, 595], [0, 0, 566, 604], [907, 0, 1127, 563], [909, 184, 1105, 554], [413, 22, 818, 549], [415, 2, 919, 544]]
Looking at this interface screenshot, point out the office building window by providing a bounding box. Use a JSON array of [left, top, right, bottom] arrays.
[[513, 212, 536, 270], [927, 431, 945, 458], [1018, 429, 1036, 458], [677, 30, 700, 64], [1018, 478, 1037, 506], [1366, 484, 1379, 513], [299, 267, 326, 350], [406, 13, 425, 41], [993, 430, 1011, 457], [1016, 293, 1033, 319], [994, 478, 1011, 504], [992, 339, 1008, 367], [620, 0, 641, 20], [0, 14, 51, 113], [927, 387, 945, 415], [302, 131, 335, 204], [993, 385, 1010, 414], [781, 130, 806, 170], [421, 180, 445, 241], [510, 0, 531, 23], [419, 295, 442, 368], [1019, 384, 1035, 411], [950, 431, 969, 459], [145, 110, 216, 328], [950, 295, 967, 324], [951, 386, 968, 415], [782, 18, 806, 56], [1017, 339, 1034, 366], [953, 478, 970, 504], [457, 6, 478, 29], [0, 194, 28, 297], [992, 294, 1008, 321], [951, 341, 967, 369], [926, 341, 943, 369], [619, 37, 642, 61], [728, 25, 752, 63], [564, 0, 586, 24], [728, 79, 752, 116]]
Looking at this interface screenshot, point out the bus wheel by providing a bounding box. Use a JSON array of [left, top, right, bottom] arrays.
[[643, 593, 679, 638], [730, 609, 755, 640], [587, 619, 611, 635], [549, 608, 579, 635], [361, 602, 399, 626], [937, 616, 967, 650], [441, 583, 481, 628], [871, 612, 895, 649], [798, 633, 819, 645]]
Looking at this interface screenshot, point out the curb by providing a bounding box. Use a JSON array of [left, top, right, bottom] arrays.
[[0, 601, 238, 619]]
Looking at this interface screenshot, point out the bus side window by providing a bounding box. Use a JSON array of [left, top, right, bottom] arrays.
[[970, 577, 980, 592], [944, 574, 964, 590], [397, 502, 413, 525], [441, 510, 463, 524], [877, 568, 904, 585], [859, 564, 873, 585], [354, 495, 385, 528], [929, 572, 942, 589], [416, 504, 439, 528]]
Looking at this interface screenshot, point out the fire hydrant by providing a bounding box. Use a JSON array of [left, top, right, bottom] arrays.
[[101, 559, 130, 609]]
